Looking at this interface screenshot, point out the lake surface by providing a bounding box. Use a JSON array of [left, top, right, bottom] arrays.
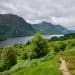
[[0, 35, 63, 48]]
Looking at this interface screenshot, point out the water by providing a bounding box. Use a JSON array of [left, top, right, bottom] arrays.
[[0, 35, 63, 48], [0, 37, 32, 48]]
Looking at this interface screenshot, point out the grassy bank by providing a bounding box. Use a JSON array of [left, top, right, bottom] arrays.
[[61, 48, 75, 75], [0, 56, 62, 75], [0, 33, 75, 75]]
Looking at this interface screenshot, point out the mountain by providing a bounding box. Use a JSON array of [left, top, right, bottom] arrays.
[[32, 21, 70, 35], [0, 14, 71, 41], [0, 14, 35, 41], [69, 30, 75, 33]]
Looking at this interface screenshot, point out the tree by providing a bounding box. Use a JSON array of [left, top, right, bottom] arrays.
[[26, 33, 49, 59], [2, 47, 17, 70]]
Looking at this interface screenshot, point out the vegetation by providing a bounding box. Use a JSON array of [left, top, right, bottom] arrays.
[[60, 49, 75, 75], [49, 33, 75, 41], [0, 33, 75, 75], [0, 48, 17, 71], [0, 35, 7, 41], [26, 33, 49, 59]]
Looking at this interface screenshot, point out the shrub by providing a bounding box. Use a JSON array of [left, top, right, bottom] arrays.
[[22, 52, 28, 59], [0, 62, 5, 72], [27, 44, 38, 59], [25, 40, 31, 45], [59, 42, 66, 51], [26, 33, 49, 59], [53, 42, 66, 53], [1, 47, 17, 70]]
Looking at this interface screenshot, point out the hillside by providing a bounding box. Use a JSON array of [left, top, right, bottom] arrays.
[[32, 21, 70, 35], [0, 33, 75, 75], [0, 14, 35, 40]]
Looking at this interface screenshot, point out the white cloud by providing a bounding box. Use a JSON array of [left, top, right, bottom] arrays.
[[0, 2, 19, 14], [0, 0, 75, 29]]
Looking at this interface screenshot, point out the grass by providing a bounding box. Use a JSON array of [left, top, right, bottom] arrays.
[[0, 55, 62, 75], [10, 56, 62, 75], [1, 38, 75, 75], [60, 48, 75, 75]]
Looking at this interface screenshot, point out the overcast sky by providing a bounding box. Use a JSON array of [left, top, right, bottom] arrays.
[[0, 0, 75, 29]]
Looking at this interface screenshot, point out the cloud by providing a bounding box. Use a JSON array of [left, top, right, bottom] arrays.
[[0, 0, 75, 29], [0, 2, 19, 14]]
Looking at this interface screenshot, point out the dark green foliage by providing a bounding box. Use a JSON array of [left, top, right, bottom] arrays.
[[25, 40, 31, 46], [0, 62, 5, 72], [0, 48, 2, 60], [53, 42, 66, 53], [1, 48, 17, 70], [22, 52, 28, 59], [26, 33, 49, 59], [64, 33, 75, 38], [49, 33, 75, 42], [26, 44, 39, 59], [58, 42, 66, 51], [0, 35, 7, 41]]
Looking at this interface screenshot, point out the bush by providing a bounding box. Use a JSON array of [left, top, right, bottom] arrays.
[[1, 47, 17, 70], [0, 62, 5, 72], [25, 33, 49, 59], [26, 44, 38, 59], [53, 42, 66, 53], [22, 52, 28, 59], [25, 40, 31, 45], [59, 42, 66, 51]]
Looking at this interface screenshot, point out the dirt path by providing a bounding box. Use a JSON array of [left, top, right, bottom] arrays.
[[59, 57, 71, 75]]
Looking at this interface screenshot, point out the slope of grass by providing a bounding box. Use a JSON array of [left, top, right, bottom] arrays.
[[60, 48, 75, 75], [10, 57, 62, 75], [0, 55, 62, 75], [1, 38, 75, 75]]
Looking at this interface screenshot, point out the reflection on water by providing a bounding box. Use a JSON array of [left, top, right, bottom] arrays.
[[0, 35, 63, 48], [0, 37, 32, 47]]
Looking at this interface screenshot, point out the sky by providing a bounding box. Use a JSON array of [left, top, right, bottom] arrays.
[[0, 0, 75, 30]]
